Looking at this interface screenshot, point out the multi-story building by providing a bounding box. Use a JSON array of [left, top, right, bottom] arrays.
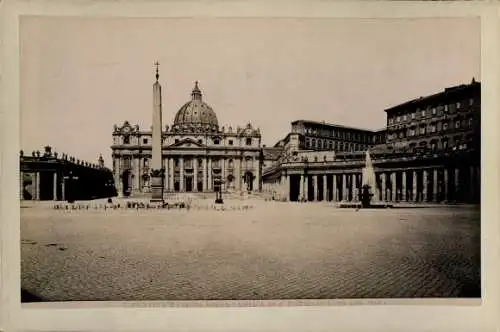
[[384, 78, 480, 153], [290, 120, 379, 153], [263, 79, 480, 204], [111, 81, 263, 197]]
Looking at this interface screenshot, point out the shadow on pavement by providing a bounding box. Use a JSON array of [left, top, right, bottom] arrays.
[[21, 288, 45, 302]]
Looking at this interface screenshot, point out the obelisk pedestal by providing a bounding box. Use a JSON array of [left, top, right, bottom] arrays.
[[150, 62, 164, 203]]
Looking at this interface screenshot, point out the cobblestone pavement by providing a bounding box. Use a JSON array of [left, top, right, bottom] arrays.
[[21, 201, 481, 301]]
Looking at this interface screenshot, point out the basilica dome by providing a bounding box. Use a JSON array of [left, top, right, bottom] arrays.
[[172, 82, 219, 132]]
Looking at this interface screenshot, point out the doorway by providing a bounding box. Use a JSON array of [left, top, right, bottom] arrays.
[[122, 170, 131, 197], [185, 176, 193, 192], [244, 171, 254, 192]]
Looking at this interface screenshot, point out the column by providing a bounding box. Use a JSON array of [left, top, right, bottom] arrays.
[[279, 174, 284, 199], [313, 175, 318, 201], [169, 158, 174, 192], [179, 157, 184, 192], [163, 158, 170, 194], [422, 169, 428, 202], [299, 174, 304, 200], [202, 158, 207, 192], [61, 178, 66, 201], [115, 158, 121, 196], [454, 168, 460, 202], [53, 172, 58, 200], [342, 174, 348, 201], [20, 170, 23, 200], [323, 174, 327, 202], [444, 168, 449, 202], [285, 175, 290, 201], [412, 170, 418, 202], [332, 174, 337, 202], [208, 158, 212, 191], [433, 168, 438, 202], [391, 172, 396, 202], [381, 173, 386, 201], [304, 175, 309, 201], [235, 157, 241, 191], [351, 174, 357, 201], [193, 157, 198, 192], [401, 171, 407, 202], [35, 172, 40, 200], [134, 157, 140, 192]]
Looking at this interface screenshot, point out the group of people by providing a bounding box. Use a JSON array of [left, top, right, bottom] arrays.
[[52, 199, 255, 212]]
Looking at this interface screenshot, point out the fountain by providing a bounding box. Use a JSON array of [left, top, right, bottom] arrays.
[[339, 150, 392, 209]]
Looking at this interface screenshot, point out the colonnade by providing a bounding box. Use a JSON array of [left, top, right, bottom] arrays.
[[20, 171, 57, 200], [272, 165, 480, 204], [118, 155, 262, 195]]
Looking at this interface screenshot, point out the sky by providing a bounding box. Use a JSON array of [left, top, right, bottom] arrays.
[[20, 17, 480, 168]]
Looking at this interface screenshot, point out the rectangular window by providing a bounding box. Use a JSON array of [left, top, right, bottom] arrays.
[[456, 102, 461, 109], [469, 98, 474, 106], [403, 115, 407, 121], [229, 140, 233, 145], [421, 110, 426, 117], [432, 108, 436, 115], [143, 138, 148, 144], [411, 112, 415, 119], [396, 116, 400, 123]]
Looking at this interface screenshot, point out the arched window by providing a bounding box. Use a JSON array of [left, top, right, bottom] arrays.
[[246, 138, 252, 146], [123, 136, 130, 144]]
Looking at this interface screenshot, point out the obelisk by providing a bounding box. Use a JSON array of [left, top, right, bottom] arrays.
[[150, 61, 164, 202]]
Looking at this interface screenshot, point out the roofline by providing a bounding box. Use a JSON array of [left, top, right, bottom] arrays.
[[290, 120, 377, 133], [384, 80, 480, 114]]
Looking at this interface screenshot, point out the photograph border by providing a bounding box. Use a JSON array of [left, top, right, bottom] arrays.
[[2, 1, 499, 331]]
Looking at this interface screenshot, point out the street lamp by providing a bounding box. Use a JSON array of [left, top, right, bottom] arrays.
[[63, 171, 79, 203], [214, 178, 224, 204]]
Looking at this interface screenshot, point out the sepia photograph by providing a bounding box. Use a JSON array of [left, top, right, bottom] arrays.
[[17, 15, 483, 304]]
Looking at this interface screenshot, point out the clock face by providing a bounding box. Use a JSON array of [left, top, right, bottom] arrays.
[[123, 126, 131, 134]]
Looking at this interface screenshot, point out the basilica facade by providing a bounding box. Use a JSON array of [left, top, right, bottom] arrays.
[[111, 81, 263, 197]]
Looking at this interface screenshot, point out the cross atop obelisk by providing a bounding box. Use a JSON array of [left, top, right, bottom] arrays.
[[154, 61, 160, 81]]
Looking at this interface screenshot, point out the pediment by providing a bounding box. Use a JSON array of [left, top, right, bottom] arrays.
[[170, 138, 205, 148]]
